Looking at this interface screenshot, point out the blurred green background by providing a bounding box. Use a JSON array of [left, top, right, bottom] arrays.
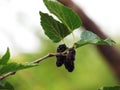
[[6, 36, 119, 90]]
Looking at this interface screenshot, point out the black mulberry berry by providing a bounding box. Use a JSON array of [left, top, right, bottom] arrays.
[[64, 48, 76, 72], [56, 44, 67, 67]]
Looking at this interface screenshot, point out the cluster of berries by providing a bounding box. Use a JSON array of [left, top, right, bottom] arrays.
[[56, 44, 76, 72]]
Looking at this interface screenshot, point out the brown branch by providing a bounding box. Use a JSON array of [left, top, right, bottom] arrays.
[[0, 53, 60, 80], [57, 0, 120, 80], [0, 72, 16, 80], [32, 53, 56, 64]]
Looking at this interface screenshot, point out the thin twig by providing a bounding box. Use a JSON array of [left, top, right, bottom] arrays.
[[0, 72, 16, 80], [0, 53, 60, 80], [32, 53, 56, 64]]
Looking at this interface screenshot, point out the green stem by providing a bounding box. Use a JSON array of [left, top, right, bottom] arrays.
[[61, 39, 65, 44], [72, 32, 76, 45]]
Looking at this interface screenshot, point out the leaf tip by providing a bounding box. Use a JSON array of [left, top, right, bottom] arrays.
[[6, 47, 10, 52]]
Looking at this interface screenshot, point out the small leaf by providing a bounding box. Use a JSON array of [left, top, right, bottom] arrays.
[[98, 86, 120, 90], [80, 30, 100, 41], [76, 30, 115, 48], [40, 12, 70, 42], [0, 48, 10, 65], [43, 0, 82, 31], [0, 62, 38, 75], [97, 38, 116, 45], [0, 81, 14, 90]]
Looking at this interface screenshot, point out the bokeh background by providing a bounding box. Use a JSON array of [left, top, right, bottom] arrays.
[[0, 0, 120, 90]]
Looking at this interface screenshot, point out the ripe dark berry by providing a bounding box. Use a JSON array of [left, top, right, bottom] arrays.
[[56, 44, 76, 72], [64, 60, 74, 72], [56, 56, 66, 67], [56, 44, 67, 67], [57, 44, 67, 52], [66, 48, 76, 61], [64, 48, 76, 72]]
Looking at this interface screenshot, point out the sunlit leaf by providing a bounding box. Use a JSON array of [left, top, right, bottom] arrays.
[[0, 63, 38, 75], [43, 0, 82, 31], [0, 81, 14, 90], [76, 30, 115, 48], [40, 12, 70, 42], [0, 48, 10, 65]]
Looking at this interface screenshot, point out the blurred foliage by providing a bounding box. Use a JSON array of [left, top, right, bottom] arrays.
[[6, 36, 118, 90], [0, 81, 14, 90], [0, 47, 38, 76], [99, 86, 120, 90]]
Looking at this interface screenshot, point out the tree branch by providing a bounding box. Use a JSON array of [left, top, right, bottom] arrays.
[[32, 53, 56, 64], [0, 53, 61, 80], [0, 72, 16, 81]]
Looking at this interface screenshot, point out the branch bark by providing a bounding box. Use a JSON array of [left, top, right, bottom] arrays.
[[0, 72, 16, 81], [57, 0, 120, 80], [0, 53, 59, 80]]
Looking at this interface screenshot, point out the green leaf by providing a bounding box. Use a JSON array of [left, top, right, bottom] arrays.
[[0, 62, 38, 75], [0, 48, 10, 65], [0, 81, 14, 90], [98, 86, 120, 90], [97, 38, 116, 45], [40, 12, 70, 42], [43, 0, 82, 31], [76, 30, 115, 48]]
